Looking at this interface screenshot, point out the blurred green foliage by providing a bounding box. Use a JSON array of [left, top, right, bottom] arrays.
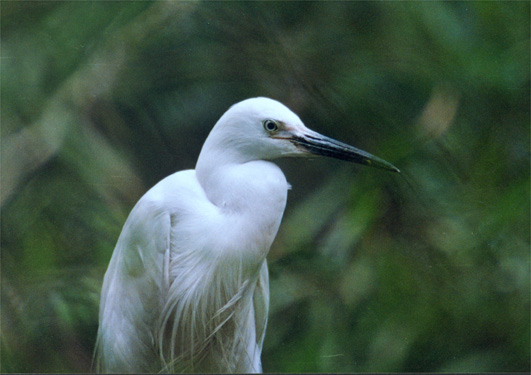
[[1, 1, 529, 373]]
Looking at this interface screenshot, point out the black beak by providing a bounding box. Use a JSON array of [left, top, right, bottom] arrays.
[[291, 132, 400, 173]]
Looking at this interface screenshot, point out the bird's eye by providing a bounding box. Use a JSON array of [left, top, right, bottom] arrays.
[[263, 120, 279, 133]]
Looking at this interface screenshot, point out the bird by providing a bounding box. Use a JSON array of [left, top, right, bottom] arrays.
[[94, 97, 399, 374]]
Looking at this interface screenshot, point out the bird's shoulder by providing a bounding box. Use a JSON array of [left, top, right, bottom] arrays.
[[113, 170, 206, 265], [136, 169, 204, 210]]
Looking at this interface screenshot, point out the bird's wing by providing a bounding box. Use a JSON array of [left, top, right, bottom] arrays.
[[95, 179, 177, 373]]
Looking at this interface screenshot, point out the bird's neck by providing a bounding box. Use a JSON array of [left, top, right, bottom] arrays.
[[195, 157, 289, 267], [196, 157, 288, 213]]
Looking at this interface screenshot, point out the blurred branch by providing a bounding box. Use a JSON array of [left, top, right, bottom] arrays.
[[416, 86, 460, 139], [1, 2, 197, 206]]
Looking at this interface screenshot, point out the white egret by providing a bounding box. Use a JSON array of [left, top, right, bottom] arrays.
[[95, 97, 399, 373]]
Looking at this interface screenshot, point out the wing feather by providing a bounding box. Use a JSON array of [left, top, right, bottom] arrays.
[[254, 261, 269, 352], [95, 174, 185, 373]]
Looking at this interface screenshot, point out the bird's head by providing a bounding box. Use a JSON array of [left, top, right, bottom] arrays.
[[198, 97, 399, 173]]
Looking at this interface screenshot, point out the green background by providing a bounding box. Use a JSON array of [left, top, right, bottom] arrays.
[[2, 1, 529, 372]]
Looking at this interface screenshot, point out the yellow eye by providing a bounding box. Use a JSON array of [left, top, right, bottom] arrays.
[[263, 119, 279, 133]]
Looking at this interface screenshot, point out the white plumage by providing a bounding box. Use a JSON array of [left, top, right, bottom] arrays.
[[95, 97, 398, 373]]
